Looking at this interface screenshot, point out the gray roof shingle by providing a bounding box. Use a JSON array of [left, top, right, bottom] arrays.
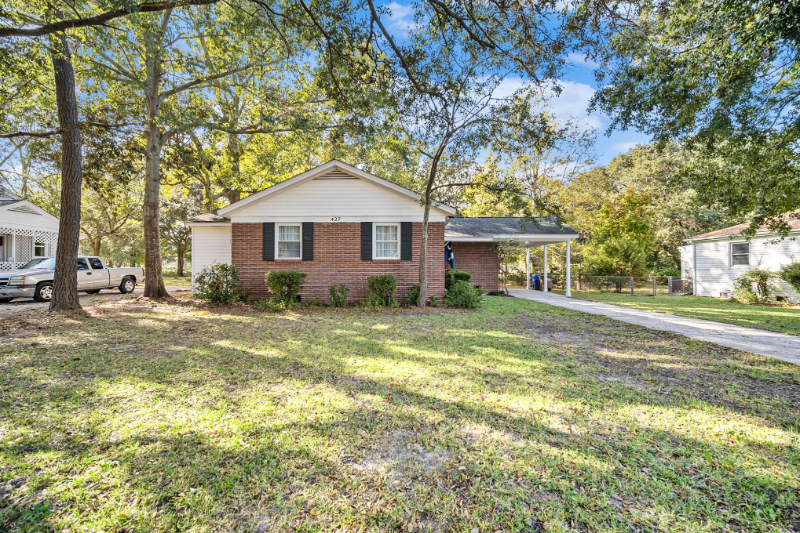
[[445, 217, 578, 239], [188, 210, 230, 223]]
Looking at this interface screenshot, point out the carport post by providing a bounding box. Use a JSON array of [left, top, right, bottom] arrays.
[[565, 240, 571, 298], [525, 247, 531, 290], [543, 245, 548, 293]]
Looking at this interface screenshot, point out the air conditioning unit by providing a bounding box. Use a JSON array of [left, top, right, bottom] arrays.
[[719, 291, 729, 299]]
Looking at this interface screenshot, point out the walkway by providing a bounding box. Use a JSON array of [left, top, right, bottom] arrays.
[[508, 289, 800, 365]]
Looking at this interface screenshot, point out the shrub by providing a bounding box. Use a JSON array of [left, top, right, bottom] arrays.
[[304, 297, 320, 307], [446, 280, 483, 308], [779, 262, 800, 292], [367, 274, 397, 306], [732, 268, 776, 303], [266, 271, 307, 306], [405, 284, 421, 305], [328, 283, 350, 307], [258, 298, 287, 312], [427, 295, 442, 307], [194, 263, 246, 304], [445, 269, 472, 290]]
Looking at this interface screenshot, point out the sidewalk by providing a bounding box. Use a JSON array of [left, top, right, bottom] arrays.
[[508, 289, 800, 365]]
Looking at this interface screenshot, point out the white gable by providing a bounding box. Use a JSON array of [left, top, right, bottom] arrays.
[[220, 161, 454, 223], [0, 200, 60, 232]]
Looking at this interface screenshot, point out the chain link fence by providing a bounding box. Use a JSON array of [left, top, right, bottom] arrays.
[[532, 274, 693, 296]]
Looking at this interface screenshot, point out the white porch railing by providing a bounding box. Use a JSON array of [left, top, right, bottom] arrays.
[[0, 262, 26, 271]]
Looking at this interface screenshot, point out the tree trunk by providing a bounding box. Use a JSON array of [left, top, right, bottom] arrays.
[[418, 155, 441, 307], [92, 236, 102, 256], [48, 28, 83, 312], [142, 17, 169, 298], [176, 246, 184, 277]]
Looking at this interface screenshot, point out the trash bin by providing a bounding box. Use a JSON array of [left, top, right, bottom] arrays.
[[532, 274, 541, 291]]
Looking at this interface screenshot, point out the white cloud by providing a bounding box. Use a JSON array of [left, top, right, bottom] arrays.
[[385, 2, 417, 33], [612, 141, 640, 153], [566, 52, 599, 69], [543, 80, 604, 130]]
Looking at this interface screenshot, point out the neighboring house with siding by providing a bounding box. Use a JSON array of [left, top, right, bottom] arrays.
[[681, 213, 800, 302], [187, 161, 578, 302], [0, 186, 59, 270]]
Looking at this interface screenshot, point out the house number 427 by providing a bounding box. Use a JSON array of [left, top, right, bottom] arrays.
[[330, 217, 341, 222]]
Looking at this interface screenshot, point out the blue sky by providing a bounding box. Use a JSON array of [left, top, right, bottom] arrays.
[[382, 2, 652, 167]]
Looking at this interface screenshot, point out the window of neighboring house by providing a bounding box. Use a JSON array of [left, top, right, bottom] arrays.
[[88, 257, 104, 269], [731, 242, 750, 266], [276, 224, 301, 259], [374, 224, 399, 259], [34, 241, 46, 257]]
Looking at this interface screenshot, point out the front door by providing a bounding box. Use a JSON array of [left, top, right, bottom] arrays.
[[76, 259, 94, 290]]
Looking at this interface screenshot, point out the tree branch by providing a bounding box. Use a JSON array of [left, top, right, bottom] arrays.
[[0, 122, 130, 139], [0, 0, 221, 38], [159, 61, 258, 99]]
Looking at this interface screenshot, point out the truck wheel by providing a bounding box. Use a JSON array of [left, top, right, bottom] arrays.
[[34, 282, 53, 302], [119, 277, 136, 294], [85, 289, 101, 294]]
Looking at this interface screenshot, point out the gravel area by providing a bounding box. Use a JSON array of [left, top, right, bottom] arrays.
[[0, 287, 191, 317]]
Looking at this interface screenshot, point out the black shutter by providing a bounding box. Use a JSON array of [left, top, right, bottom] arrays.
[[361, 222, 372, 260], [262, 222, 275, 261], [302, 222, 314, 261], [401, 222, 412, 260]]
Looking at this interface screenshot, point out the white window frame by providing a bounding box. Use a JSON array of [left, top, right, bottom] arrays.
[[34, 241, 47, 257], [373, 223, 400, 260], [730, 242, 750, 266], [275, 224, 302, 260]]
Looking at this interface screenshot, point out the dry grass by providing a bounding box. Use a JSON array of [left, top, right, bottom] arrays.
[[0, 296, 798, 532]]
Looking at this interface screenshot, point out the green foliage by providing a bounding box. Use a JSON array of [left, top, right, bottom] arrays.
[[328, 283, 350, 307], [194, 263, 245, 304], [445, 280, 483, 308], [405, 284, 421, 306], [304, 297, 320, 307], [265, 271, 307, 306], [586, 236, 649, 278], [445, 269, 472, 290], [427, 295, 442, 308], [733, 269, 777, 304], [779, 263, 800, 292], [367, 274, 397, 307], [258, 298, 288, 312]]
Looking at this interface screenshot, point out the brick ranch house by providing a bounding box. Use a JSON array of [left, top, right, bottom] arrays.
[[187, 161, 578, 302]]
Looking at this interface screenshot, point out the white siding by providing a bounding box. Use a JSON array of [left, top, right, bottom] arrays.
[[679, 245, 693, 280], [229, 172, 447, 223], [693, 233, 800, 302], [0, 203, 59, 232], [191, 225, 232, 285]]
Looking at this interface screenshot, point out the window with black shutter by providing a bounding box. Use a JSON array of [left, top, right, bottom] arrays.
[[262, 222, 275, 261], [302, 222, 314, 260], [401, 222, 412, 260]]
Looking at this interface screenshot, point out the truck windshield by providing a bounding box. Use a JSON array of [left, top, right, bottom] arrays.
[[21, 257, 56, 269]]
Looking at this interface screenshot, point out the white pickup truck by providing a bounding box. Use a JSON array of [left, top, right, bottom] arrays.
[[0, 256, 144, 302]]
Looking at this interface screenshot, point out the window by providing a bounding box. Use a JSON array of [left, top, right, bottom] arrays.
[[77, 259, 89, 271], [374, 224, 399, 259], [276, 224, 301, 259], [34, 241, 46, 257], [731, 243, 749, 266], [88, 257, 104, 270]]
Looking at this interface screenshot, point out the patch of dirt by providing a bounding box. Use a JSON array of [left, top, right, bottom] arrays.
[[349, 429, 450, 483]]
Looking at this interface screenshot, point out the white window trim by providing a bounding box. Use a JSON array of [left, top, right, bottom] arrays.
[[730, 242, 750, 266], [33, 241, 47, 257], [373, 223, 400, 260], [275, 223, 302, 260]]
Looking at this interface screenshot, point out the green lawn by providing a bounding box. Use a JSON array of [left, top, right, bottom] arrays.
[[162, 275, 193, 287], [1, 297, 798, 532], [550, 291, 800, 336]]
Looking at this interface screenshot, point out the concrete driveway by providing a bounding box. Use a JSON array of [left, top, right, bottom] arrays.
[[0, 287, 191, 318], [509, 289, 800, 366]]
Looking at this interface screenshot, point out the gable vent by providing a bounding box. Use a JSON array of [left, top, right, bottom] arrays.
[[313, 169, 358, 180], [8, 205, 41, 215]]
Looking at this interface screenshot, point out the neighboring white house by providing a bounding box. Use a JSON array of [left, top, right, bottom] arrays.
[[681, 213, 800, 302], [0, 186, 60, 270]]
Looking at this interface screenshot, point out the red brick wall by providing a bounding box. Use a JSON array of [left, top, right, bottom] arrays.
[[232, 222, 445, 302], [450, 242, 499, 291]]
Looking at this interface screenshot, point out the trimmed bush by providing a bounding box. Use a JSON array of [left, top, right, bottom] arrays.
[[266, 271, 307, 306], [329, 283, 350, 307], [446, 280, 483, 308], [194, 263, 245, 304], [732, 268, 776, 303], [779, 262, 800, 292], [445, 269, 471, 290], [367, 274, 398, 306]]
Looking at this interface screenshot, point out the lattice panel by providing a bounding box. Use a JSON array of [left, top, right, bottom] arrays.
[[0, 227, 34, 237], [0, 262, 25, 270], [15, 235, 32, 263], [35, 231, 59, 245]]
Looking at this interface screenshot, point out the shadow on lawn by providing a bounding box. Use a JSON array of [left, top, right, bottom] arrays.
[[2, 299, 799, 531]]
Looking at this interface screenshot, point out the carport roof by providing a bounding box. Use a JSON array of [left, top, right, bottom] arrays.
[[445, 217, 578, 243]]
